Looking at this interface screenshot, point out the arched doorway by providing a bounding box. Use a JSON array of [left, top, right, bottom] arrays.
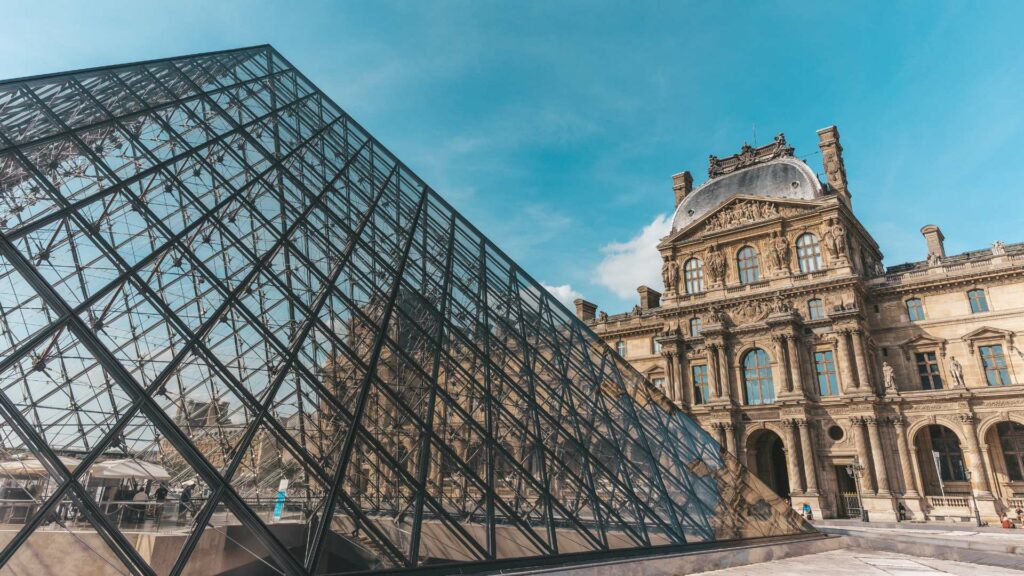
[[983, 420, 1024, 509], [747, 429, 790, 496], [914, 424, 969, 497]]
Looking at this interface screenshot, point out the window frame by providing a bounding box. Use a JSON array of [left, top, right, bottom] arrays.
[[691, 364, 709, 405], [616, 341, 627, 358], [914, 350, 944, 390], [742, 348, 775, 405], [683, 257, 705, 294], [979, 344, 1011, 386], [967, 289, 989, 314], [906, 297, 925, 321], [689, 317, 702, 337], [814, 349, 839, 396], [807, 298, 824, 321], [736, 246, 761, 284], [930, 426, 968, 482], [997, 421, 1024, 482], [652, 338, 662, 355], [795, 233, 823, 273]]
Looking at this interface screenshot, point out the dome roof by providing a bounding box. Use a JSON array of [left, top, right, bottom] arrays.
[[670, 157, 823, 232]]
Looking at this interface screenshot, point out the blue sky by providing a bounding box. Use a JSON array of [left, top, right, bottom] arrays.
[[3, 1, 1023, 313]]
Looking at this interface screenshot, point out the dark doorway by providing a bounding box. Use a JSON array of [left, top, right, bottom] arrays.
[[750, 430, 790, 497], [835, 465, 860, 518]]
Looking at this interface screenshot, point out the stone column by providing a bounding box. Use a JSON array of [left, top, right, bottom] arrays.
[[892, 417, 919, 497], [676, 350, 690, 406], [706, 344, 720, 401], [852, 416, 876, 493], [661, 350, 677, 402], [783, 419, 805, 494], [717, 344, 731, 402], [772, 335, 793, 394], [866, 416, 891, 496], [958, 414, 993, 497], [711, 422, 726, 453], [851, 329, 872, 391], [797, 419, 818, 495], [786, 335, 805, 397], [724, 423, 738, 457], [835, 330, 857, 392]]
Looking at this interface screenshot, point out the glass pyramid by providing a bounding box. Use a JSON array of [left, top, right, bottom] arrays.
[[0, 45, 811, 575]]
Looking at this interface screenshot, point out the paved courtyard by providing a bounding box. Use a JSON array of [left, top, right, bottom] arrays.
[[699, 548, 1024, 575]]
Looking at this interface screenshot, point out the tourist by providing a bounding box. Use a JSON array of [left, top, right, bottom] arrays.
[[131, 487, 149, 524], [1000, 514, 1015, 529], [1016, 507, 1023, 525], [178, 484, 194, 523], [801, 503, 813, 520], [897, 502, 907, 521]]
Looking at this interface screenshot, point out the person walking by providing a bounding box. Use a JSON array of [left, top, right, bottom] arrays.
[[897, 502, 907, 521], [178, 484, 194, 523], [131, 487, 149, 525]]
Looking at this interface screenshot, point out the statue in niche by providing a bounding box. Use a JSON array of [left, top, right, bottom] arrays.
[[882, 361, 897, 392], [661, 256, 679, 291], [769, 230, 790, 271], [830, 218, 848, 258], [949, 356, 966, 388], [705, 244, 726, 284]]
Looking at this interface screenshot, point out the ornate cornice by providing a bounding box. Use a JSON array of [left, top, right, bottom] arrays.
[[707, 133, 795, 179]]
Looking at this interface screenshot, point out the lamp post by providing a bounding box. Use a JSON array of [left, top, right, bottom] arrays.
[[846, 457, 869, 522], [964, 469, 983, 527]]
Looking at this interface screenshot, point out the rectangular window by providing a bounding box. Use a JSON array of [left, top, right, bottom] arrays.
[[652, 377, 665, 390], [915, 351, 943, 390], [807, 299, 824, 321], [814, 350, 839, 396], [689, 317, 702, 337], [980, 345, 1011, 386], [691, 365, 709, 405], [906, 298, 925, 321], [968, 289, 989, 313], [652, 338, 662, 354], [616, 341, 627, 358]]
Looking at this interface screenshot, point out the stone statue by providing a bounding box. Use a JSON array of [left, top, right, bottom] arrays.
[[769, 295, 791, 314], [598, 311, 608, 322], [709, 304, 729, 325], [705, 244, 726, 284], [949, 356, 965, 388], [661, 256, 675, 291], [926, 252, 942, 267], [882, 361, 897, 392], [632, 304, 642, 317], [769, 230, 790, 271], [993, 240, 1006, 256], [830, 218, 848, 258]]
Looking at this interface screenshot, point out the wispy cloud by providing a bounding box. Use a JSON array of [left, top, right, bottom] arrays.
[[541, 283, 582, 309], [594, 213, 671, 299]]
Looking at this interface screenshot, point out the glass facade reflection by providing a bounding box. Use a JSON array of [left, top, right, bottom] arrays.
[[0, 46, 811, 575]]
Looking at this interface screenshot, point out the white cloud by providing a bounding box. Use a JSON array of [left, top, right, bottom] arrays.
[[595, 214, 672, 299], [541, 283, 582, 309]]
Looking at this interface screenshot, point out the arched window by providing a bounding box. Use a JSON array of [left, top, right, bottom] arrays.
[[795, 233, 823, 273], [689, 317, 702, 337], [905, 297, 925, 321], [929, 426, 967, 482], [616, 341, 627, 358], [736, 246, 761, 284], [996, 422, 1024, 481], [743, 348, 775, 405], [683, 258, 705, 294], [807, 298, 824, 320]]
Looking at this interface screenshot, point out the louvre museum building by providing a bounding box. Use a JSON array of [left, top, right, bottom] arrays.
[[582, 128, 1024, 525]]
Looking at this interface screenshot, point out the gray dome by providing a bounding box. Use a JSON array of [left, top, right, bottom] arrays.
[[671, 157, 823, 232]]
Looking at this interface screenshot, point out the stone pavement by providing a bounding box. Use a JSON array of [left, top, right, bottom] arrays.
[[697, 548, 1024, 575]]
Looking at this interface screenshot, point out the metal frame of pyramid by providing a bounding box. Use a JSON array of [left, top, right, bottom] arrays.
[[0, 45, 811, 575]]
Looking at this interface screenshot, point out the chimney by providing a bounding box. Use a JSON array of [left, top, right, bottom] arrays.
[[637, 285, 661, 311], [816, 125, 850, 204], [672, 171, 693, 208], [574, 298, 597, 322], [920, 224, 946, 258]]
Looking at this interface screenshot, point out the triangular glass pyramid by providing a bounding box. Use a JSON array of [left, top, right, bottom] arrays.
[[0, 45, 812, 575]]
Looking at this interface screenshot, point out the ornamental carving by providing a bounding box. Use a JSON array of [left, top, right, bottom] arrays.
[[708, 133, 795, 179], [714, 296, 793, 326], [700, 200, 803, 235], [704, 244, 727, 284]]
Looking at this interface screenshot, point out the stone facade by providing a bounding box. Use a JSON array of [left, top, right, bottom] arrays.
[[580, 127, 1024, 523]]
